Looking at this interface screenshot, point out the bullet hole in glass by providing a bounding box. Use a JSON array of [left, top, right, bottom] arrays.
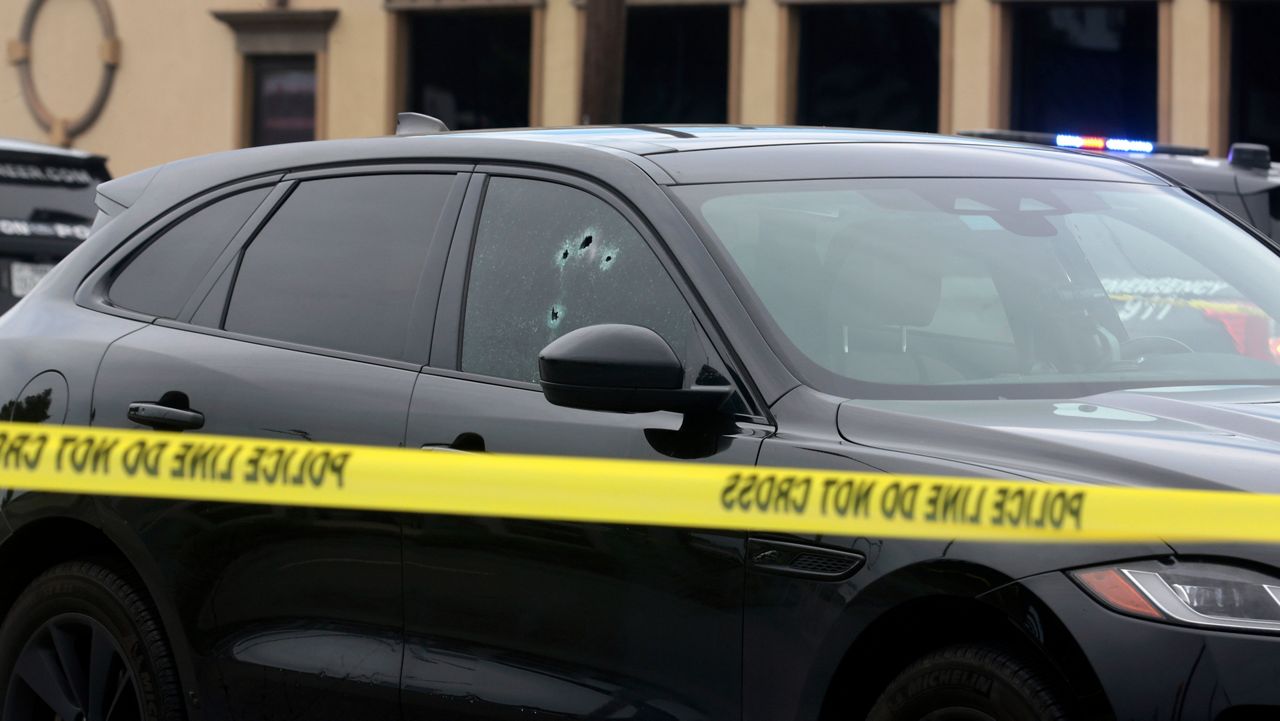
[[561, 249, 570, 260], [580, 235, 593, 249], [548, 303, 565, 328]]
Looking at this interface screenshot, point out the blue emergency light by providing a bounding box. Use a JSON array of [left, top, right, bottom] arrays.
[[1054, 134, 1154, 154]]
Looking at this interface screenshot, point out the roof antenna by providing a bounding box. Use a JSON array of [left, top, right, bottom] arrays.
[[396, 113, 449, 136]]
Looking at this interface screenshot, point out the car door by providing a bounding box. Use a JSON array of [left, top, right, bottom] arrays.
[[90, 168, 468, 721], [401, 171, 770, 720]]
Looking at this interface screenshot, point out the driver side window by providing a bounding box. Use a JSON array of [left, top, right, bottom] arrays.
[[461, 177, 694, 383]]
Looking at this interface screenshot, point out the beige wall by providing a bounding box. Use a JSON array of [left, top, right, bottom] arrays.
[[739, 0, 789, 124], [950, 0, 1002, 132], [540, 0, 582, 125], [0, 0, 394, 175], [0, 0, 1227, 177], [1167, 0, 1215, 150], [307, 0, 396, 141], [4, 0, 249, 174]]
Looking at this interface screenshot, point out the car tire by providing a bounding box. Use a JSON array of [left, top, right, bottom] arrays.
[[866, 644, 1069, 721], [0, 560, 184, 721]]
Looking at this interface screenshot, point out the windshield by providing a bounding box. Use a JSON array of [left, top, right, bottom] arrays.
[[674, 178, 1280, 399]]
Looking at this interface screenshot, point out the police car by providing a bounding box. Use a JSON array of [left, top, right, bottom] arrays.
[[962, 130, 1280, 239], [0, 138, 110, 315], [963, 130, 1280, 363]]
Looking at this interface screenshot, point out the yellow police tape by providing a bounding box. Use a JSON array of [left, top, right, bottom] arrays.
[[0, 421, 1276, 543]]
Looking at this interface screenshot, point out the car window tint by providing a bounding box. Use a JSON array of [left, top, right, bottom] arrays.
[[110, 187, 271, 317], [461, 177, 693, 383], [223, 174, 452, 360]]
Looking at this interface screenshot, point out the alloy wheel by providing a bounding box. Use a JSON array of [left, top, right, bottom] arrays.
[[2, 613, 143, 721]]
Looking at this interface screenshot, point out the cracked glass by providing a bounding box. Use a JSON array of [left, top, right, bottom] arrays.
[[462, 177, 693, 383]]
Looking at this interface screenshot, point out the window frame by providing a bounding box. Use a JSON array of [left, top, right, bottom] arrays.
[[77, 173, 287, 324], [212, 9, 338, 148], [91, 164, 471, 371], [103, 185, 275, 320], [428, 165, 766, 420]]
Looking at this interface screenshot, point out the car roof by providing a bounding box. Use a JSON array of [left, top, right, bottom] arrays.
[[458, 126, 1168, 184], [454, 125, 987, 153], [98, 125, 1168, 213]]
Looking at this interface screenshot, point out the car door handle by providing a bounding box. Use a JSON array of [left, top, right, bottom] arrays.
[[128, 401, 205, 431], [421, 432, 486, 453]]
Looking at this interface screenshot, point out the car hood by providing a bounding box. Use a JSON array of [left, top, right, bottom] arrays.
[[837, 385, 1280, 561], [837, 385, 1280, 493]]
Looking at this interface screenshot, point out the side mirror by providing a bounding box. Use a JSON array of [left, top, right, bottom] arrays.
[[538, 324, 732, 414]]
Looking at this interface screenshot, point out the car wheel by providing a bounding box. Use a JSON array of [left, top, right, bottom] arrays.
[[867, 644, 1069, 721], [0, 561, 184, 721]]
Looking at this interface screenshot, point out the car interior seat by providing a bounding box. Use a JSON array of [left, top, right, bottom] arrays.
[[822, 220, 965, 384]]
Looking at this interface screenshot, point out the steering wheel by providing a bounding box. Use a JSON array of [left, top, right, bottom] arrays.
[[1119, 335, 1195, 360]]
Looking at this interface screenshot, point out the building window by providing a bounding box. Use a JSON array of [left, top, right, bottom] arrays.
[[1008, 2, 1157, 138], [622, 5, 729, 124], [212, 9, 337, 148], [1229, 3, 1280, 158], [405, 10, 532, 130], [793, 3, 941, 133], [249, 56, 317, 146]]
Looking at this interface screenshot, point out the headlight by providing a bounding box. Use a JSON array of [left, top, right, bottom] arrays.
[[1071, 560, 1280, 632]]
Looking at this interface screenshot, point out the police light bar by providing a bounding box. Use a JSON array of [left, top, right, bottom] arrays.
[[958, 130, 1208, 158], [1054, 134, 1154, 154]]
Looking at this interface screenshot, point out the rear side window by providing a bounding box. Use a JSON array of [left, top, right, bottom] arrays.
[[222, 174, 454, 360], [110, 187, 271, 317], [461, 177, 693, 382]]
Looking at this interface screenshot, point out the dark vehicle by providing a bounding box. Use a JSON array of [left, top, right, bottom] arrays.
[[4, 123, 1280, 721], [0, 138, 109, 315], [963, 129, 1280, 238]]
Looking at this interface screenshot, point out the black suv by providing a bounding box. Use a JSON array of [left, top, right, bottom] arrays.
[[0, 138, 108, 315], [3, 125, 1280, 721]]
